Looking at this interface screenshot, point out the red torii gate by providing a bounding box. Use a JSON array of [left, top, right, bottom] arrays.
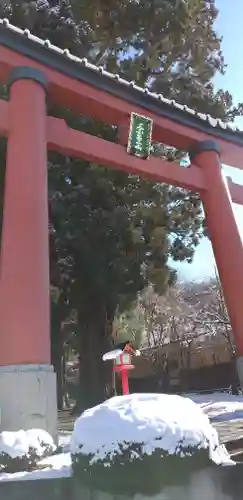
[[0, 18, 242, 436]]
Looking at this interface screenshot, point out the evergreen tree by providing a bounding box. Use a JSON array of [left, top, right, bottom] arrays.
[[0, 0, 241, 409]]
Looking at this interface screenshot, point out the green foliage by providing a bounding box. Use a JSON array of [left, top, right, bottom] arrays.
[[49, 153, 202, 306], [1, 0, 82, 54], [113, 304, 145, 348], [0, 450, 41, 473], [72, 444, 211, 496], [0, 443, 55, 473], [71, 0, 243, 119]]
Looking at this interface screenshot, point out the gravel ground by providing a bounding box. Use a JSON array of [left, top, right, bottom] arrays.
[[58, 410, 74, 433], [215, 420, 243, 443]]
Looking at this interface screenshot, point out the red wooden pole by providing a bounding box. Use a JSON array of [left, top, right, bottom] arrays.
[[121, 368, 130, 395], [190, 141, 243, 370], [0, 67, 57, 437], [0, 67, 50, 365]]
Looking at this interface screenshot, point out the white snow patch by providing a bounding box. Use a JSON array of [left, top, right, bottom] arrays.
[[102, 349, 122, 361], [0, 452, 72, 482], [38, 451, 71, 469], [0, 429, 56, 459], [186, 393, 243, 422], [71, 393, 233, 466]]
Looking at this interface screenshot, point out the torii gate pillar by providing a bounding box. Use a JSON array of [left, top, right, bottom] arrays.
[[190, 140, 243, 387], [0, 67, 57, 438]]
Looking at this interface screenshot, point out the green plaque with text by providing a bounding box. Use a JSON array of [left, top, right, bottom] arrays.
[[127, 112, 153, 159]]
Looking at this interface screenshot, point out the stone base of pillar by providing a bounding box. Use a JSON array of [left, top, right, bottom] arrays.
[[236, 356, 243, 391], [0, 364, 57, 442]]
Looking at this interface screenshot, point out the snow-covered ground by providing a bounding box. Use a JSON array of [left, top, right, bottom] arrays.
[[185, 393, 243, 422]]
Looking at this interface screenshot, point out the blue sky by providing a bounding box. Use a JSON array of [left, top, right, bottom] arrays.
[[174, 0, 243, 281]]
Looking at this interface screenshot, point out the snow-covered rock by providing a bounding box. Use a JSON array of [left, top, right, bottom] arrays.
[[71, 393, 234, 495], [0, 429, 56, 473]]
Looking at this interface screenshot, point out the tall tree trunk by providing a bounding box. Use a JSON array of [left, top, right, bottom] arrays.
[[74, 299, 114, 413], [62, 348, 70, 408], [51, 300, 65, 411], [51, 333, 64, 410]]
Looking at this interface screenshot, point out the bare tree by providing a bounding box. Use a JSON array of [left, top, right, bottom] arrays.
[[114, 278, 233, 387], [185, 273, 235, 356], [136, 284, 203, 380]]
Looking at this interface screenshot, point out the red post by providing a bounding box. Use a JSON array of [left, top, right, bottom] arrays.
[[120, 367, 130, 395], [190, 140, 243, 357], [0, 67, 50, 365]]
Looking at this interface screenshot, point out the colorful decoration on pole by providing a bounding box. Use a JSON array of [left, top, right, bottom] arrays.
[[127, 113, 153, 159], [102, 341, 140, 395]]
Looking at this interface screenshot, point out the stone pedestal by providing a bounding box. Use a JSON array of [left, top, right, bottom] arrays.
[[0, 364, 57, 442]]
